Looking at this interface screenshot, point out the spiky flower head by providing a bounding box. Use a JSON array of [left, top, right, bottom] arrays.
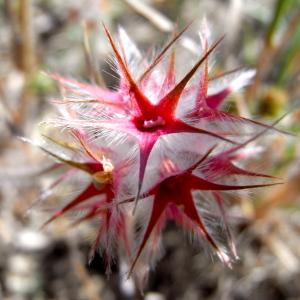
[[38, 21, 282, 286]]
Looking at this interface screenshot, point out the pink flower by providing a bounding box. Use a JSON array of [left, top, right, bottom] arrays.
[[39, 21, 283, 284]]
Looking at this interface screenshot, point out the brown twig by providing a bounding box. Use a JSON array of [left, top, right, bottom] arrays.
[[71, 249, 104, 300], [15, 0, 36, 75], [82, 22, 107, 87], [247, 10, 300, 101], [123, 0, 199, 54], [255, 169, 300, 220], [4, 0, 37, 128]]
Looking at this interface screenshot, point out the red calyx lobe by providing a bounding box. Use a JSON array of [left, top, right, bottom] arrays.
[[129, 155, 281, 274], [103, 24, 230, 201]]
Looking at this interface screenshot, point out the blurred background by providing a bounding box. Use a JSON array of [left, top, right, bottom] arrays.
[[0, 0, 300, 299]]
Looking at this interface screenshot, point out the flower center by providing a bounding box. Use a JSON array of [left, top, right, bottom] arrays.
[[142, 116, 165, 129]]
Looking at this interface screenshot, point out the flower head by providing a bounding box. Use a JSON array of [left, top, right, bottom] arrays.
[[38, 21, 282, 285]]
